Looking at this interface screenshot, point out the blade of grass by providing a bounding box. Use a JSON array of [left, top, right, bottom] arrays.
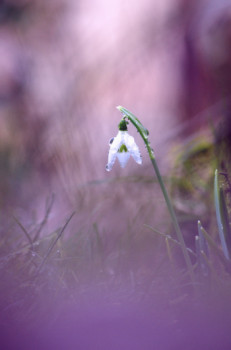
[[144, 224, 196, 257], [197, 221, 209, 276], [0, 228, 61, 262], [195, 233, 208, 277], [13, 215, 33, 248], [165, 237, 173, 263], [200, 224, 231, 272], [197, 221, 209, 257], [220, 187, 231, 253], [36, 211, 75, 274], [33, 193, 55, 242], [214, 169, 230, 259]]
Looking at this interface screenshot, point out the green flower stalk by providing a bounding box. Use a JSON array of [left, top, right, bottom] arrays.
[[106, 106, 195, 285]]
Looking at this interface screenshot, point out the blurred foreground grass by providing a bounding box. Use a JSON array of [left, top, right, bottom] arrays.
[[0, 180, 177, 328], [1, 130, 231, 349]]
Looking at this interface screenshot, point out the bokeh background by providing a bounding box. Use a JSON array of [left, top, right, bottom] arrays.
[[1, 0, 231, 348], [1, 0, 231, 210]]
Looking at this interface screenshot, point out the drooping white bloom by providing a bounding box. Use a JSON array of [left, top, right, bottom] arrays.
[[106, 131, 142, 171]]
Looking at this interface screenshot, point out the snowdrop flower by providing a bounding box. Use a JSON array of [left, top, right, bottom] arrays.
[[106, 119, 142, 171]]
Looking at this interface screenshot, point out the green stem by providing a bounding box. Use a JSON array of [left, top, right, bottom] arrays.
[[117, 106, 195, 285], [150, 154, 195, 283]]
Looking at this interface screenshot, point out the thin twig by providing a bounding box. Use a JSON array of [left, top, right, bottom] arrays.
[[144, 224, 196, 257], [36, 211, 75, 274], [0, 229, 61, 262], [13, 215, 33, 247], [33, 193, 55, 242]]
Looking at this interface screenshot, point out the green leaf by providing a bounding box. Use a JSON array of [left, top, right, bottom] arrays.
[[220, 187, 231, 253], [214, 169, 230, 259]]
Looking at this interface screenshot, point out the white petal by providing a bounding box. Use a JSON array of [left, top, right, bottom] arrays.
[[106, 152, 117, 171], [124, 134, 142, 165], [106, 132, 123, 171], [110, 131, 123, 150], [117, 151, 130, 168], [130, 145, 142, 164]]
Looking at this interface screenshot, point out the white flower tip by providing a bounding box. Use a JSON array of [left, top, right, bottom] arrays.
[[136, 158, 142, 165], [117, 152, 130, 168], [131, 151, 142, 165], [105, 164, 111, 172]]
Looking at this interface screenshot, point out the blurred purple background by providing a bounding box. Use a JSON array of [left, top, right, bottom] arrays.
[[1, 0, 231, 207], [1, 0, 231, 348]]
